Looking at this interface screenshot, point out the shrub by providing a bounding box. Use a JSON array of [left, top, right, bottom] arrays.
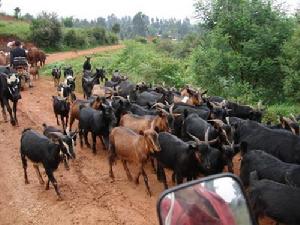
[[30, 12, 63, 48]]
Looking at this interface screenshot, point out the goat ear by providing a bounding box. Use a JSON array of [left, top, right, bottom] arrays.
[[139, 130, 144, 136], [240, 141, 248, 156]]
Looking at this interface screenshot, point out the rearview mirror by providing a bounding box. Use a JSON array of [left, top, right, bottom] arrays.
[[157, 173, 256, 225]]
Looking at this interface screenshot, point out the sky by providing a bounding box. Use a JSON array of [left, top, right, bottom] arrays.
[[0, 0, 299, 21]]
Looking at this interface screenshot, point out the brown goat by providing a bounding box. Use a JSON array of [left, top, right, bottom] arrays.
[[108, 126, 160, 196], [29, 65, 39, 80], [119, 111, 170, 133], [69, 97, 102, 131]]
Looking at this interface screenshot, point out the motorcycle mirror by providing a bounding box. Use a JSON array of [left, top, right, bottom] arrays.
[[157, 173, 257, 225]]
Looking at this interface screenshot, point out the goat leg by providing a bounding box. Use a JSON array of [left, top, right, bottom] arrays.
[[122, 160, 133, 181], [33, 164, 45, 185], [157, 163, 168, 189], [108, 144, 115, 179], [55, 114, 60, 125], [61, 115, 65, 130], [45, 179, 50, 190], [3, 98, 15, 125], [83, 130, 91, 148], [0, 100, 8, 122], [13, 101, 18, 126], [92, 133, 97, 154], [21, 153, 29, 184], [46, 169, 62, 201], [79, 129, 83, 147], [141, 167, 152, 196], [63, 155, 70, 170], [150, 157, 156, 174]]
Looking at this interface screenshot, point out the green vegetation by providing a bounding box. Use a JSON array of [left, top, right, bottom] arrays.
[[0, 20, 30, 40]]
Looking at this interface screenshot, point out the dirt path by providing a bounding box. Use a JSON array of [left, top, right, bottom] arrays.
[[46, 45, 124, 64], [0, 77, 162, 225]]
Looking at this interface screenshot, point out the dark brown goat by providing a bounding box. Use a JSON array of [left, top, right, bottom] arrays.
[[108, 126, 160, 196]]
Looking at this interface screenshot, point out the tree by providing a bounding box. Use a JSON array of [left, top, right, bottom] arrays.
[[281, 25, 300, 101], [30, 12, 63, 48], [132, 12, 149, 37], [112, 23, 120, 34], [190, 0, 294, 102], [14, 7, 21, 19], [63, 17, 74, 28]]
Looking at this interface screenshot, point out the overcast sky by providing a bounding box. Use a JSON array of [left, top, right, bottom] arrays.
[[1, 0, 299, 21]]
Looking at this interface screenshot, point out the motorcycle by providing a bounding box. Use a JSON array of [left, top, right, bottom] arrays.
[[12, 57, 31, 90], [157, 173, 257, 225]]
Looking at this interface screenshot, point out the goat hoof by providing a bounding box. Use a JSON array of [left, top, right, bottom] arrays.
[[57, 196, 63, 201], [45, 186, 49, 190], [10, 120, 16, 126], [25, 180, 29, 184], [135, 179, 139, 185]]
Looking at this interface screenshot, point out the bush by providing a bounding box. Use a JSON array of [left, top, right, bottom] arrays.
[[105, 32, 118, 44], [63, 29, 87, 47], [30, 12, 63, 48], [92, 27, 106, 44], [134, 36, 147, 44]]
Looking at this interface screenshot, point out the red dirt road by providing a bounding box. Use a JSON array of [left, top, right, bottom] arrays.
[[46, 45, 124, 64]]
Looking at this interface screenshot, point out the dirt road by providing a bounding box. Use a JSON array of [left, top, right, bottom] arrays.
[[46, 45, 124, 64]]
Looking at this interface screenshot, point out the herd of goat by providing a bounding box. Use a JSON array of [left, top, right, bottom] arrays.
[[1, 64, 300, 224]]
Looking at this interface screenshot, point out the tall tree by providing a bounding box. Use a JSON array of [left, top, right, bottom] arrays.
[[190, 0, 293, 102], [132, 12, 149, 37], [63, 17, 74, 27], [112, 23, 120, 34]]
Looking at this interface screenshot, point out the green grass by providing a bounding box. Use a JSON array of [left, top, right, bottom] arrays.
[[262, 103, 300, 123], [0, 20, 30, 40]]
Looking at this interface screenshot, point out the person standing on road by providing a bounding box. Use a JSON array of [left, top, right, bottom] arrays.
[[83, 56, 92, 71]]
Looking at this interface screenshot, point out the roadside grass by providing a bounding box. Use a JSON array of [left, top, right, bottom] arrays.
[[0, 20, 30, 40]]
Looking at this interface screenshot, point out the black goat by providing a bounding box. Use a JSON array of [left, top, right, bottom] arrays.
[[240, 142, 300, 187], [0, 73, 21, 126], [79, 104, 117, 153], [20, 128, 75, 200], [52, 96, 70, 130], [249, 172, 300, 225]]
